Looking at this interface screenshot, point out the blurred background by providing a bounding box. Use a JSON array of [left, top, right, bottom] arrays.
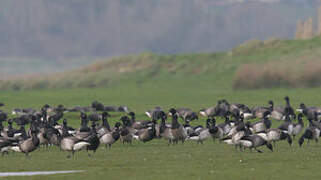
[[0, 0, 321, 90]]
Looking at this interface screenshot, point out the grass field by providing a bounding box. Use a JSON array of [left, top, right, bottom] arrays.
[[1, 37, 321, 179], [1, 86, 321, 180]]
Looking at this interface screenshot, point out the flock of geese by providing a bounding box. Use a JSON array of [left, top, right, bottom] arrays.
[[0, 96, 320, 157]]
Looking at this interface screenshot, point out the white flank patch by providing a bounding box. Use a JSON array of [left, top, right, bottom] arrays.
[[199, 111, 207, 117]]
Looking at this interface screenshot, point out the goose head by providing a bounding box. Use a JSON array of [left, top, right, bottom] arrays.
[[266, 142, 273, 152], [298, 113, 304, 122], [168, 108, 177, 117], [298, 136, 304, 147], [120, 116, 130, 126], [263, 111, 271, 119], [296, 103, 307, 114], [114, 122, 121, 129], [199, 109, 207, 117], [280, 131, 292, 146], [128, 112, 135, 119], [206, 118, 211, 128], [102, 112, 111, 118]]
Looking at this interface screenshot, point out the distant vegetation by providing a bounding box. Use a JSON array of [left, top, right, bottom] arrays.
[[0, 0, 317, 59], [233, 59, 321, 89], [2, 36, 321, 91]]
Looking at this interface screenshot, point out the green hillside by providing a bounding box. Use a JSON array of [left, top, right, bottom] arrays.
[[2, 36, 321, 91]]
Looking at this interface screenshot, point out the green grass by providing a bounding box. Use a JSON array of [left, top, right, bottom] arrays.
[[1, 86, 321, 179], [1, 36, 321, 179]]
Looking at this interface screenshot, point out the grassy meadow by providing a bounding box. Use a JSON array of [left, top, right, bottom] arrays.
[[1, 37, 321, 179], [1, 86, 321, 180]]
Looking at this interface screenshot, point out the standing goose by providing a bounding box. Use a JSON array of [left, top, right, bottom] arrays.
[[292, 113, 304, 139], [217, 114, 232, 135], [269, 100, 285, 120], [99, 122, 121, 150], [120, 116, 133, 144], [97, 112, 112, 136], [284, 96, 296, 119], [11, 127, 40, 156], [278, 115, 294, 135], [84, 122, 100, 156], [169, 108, 187, 144], [60, 128, 91, 158], [158, 112, 175, 144]]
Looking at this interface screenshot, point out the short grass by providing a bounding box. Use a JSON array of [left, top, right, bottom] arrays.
[[1, 86, 321, 180]]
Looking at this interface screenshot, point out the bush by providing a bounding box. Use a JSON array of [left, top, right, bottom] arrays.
[[233, 59, 321, 89]]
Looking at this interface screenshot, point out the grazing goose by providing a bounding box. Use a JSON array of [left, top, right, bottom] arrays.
[[214, 100, 230, 117], [251, 101, 273, 119], [231, 103, 252, 118], [187, 119, 211, 143], [297, 103, 321, 120], [174, 108, 198, 122], [133, 120, 157, 142], [298, 126, 321, 147], [145, 107, 163, 119], [199, 107, 217, 118], [99, 122, 121, 150], [188, 118, 222, 144], [257, 128, 292, 147], [239, 134, 273, 153], [169, 108, 187, 144], [222, 117, 250, 149], [118, 106, 130, 113], [0, 136, 19, 155], [92, 100, 105, 111], [11, 127, 40, 156], [249, 111, 271, 133], [128, 112, 151, 130]]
